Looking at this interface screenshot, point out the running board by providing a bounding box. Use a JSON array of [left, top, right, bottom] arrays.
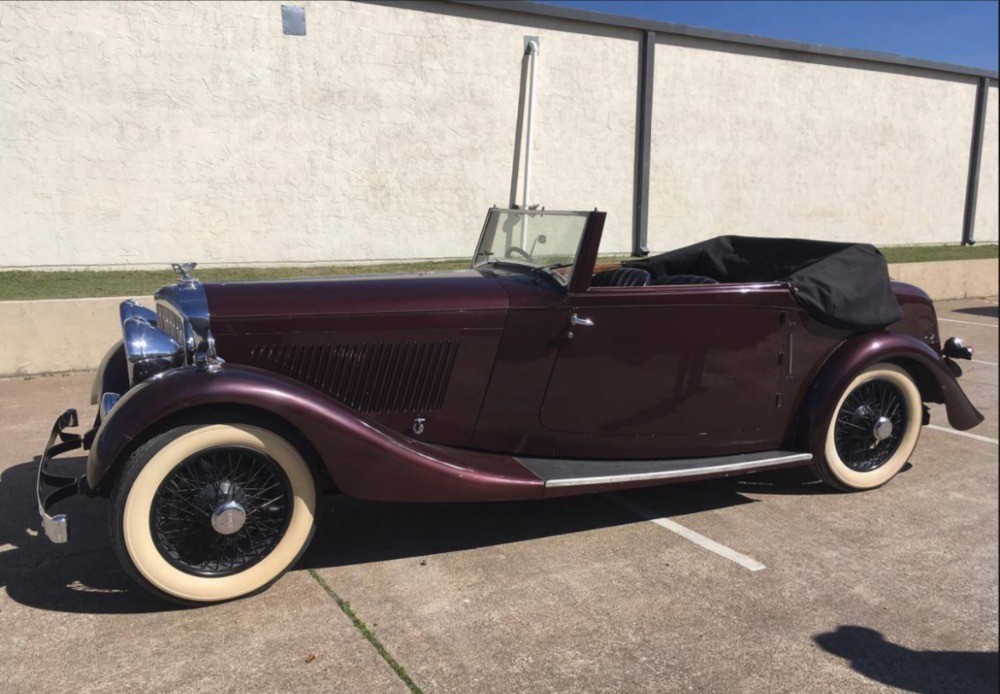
[[516, 450, 813, 488]]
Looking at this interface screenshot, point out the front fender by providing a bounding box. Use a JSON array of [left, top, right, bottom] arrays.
[[798, 331, 984, 455], [88, 365, 543, 502], [89, 340, 128, 406]]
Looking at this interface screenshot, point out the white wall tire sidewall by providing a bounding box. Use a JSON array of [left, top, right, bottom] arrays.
[[823, 364, 922, 490], [122, 424, 316, 603]]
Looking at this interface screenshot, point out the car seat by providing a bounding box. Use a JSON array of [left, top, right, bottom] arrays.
[[650, 274, 720, 286], [591, 267, 652, 287]]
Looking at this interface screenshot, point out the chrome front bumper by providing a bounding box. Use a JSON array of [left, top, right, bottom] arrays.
[[37, 409, 89, 543]]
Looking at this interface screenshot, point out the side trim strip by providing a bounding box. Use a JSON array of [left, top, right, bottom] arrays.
[[542, 453, 813, 488]]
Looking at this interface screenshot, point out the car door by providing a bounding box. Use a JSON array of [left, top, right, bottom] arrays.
[[539, 283, 792, 439]]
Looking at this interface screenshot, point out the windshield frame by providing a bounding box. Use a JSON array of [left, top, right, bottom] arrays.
[[471, 208, 593, 287]]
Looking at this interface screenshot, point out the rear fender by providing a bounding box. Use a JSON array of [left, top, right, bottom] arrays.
[[87, 365, 543, 502], [797, 331, 983, 455]]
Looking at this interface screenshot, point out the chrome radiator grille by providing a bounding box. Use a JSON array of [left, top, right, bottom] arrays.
[[156, 304, 187, 357], [249, 341, 459, 414]]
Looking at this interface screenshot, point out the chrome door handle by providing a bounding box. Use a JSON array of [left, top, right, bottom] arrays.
[[570, 314, 595, 327]]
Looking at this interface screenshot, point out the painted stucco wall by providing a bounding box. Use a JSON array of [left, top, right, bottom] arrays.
[[648, 36, 980, 251], [974, 85, 998, 243], [0, 1, 992, 271], [0, 1, 637, 269]]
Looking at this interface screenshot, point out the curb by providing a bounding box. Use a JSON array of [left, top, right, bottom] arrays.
[[887, 258, 998, 302], [1, 259, 997, 377]]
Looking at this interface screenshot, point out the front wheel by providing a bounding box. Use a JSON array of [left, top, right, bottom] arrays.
[[813, 363, 923, 491], [109, 423, 316, 604]]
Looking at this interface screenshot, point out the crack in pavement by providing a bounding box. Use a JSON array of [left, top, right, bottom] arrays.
[[307, 568, 424, 694]]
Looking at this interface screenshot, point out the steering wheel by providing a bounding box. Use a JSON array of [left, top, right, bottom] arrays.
[[506, 246, 532, 260]]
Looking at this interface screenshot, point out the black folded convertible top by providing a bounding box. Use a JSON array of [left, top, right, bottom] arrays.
[[625, 236, 903, 331]]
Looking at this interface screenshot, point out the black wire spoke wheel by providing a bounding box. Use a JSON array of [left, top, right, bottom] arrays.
[[834, 378, 909, 473], [150, 446, 293, 577]]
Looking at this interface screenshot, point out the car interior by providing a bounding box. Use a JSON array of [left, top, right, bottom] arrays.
[[584, 237, 903, 334], [590, 263, 720, 288]]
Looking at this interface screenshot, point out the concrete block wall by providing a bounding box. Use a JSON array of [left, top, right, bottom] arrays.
[[0, 1, 996, 271], [0, 1, 638, 269], [649, 37, 980, 249], [975, 86, 999, 243]]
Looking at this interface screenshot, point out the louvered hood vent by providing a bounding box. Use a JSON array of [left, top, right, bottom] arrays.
[[249, 341, 459, 414]]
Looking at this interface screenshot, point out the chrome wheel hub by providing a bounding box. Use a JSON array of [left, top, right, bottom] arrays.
[[211, 500, 247, 535], [872, 416, 894, 442], [834, 379, 908, 472], [151, 445, 292, 577]]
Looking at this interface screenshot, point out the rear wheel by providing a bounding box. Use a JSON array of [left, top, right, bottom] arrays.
[[813, 363, 922, 491], [109, 423, 316, 604]]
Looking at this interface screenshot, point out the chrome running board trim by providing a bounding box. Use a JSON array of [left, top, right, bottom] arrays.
[[516, 450, 813, 488]]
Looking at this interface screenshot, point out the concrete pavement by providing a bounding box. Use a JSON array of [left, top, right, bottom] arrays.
[[0, 372, 410, 694]]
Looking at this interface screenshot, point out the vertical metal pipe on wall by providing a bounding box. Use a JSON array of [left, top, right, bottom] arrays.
[[522, 37, 539, 212], [508, 37, 539, 211], [521, 36, 539, 247], [508, 50, 529, 209], [632, 31, 655, 257], [961, 77, 990, 246]]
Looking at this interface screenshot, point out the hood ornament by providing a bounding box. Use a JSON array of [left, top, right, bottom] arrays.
[[171, 262, 198, 285]]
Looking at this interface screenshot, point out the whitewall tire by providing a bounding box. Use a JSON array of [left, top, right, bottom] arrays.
[[109, 423, 316, 604], [814, 363, 922, 491]]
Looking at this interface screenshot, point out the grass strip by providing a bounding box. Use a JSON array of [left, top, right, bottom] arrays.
[[0, 260, 471, 301], [307, 568, 424, 694], [1, 245, 995, 301], [879, 243, 997, 264]]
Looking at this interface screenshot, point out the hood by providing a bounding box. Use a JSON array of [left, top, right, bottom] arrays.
[[203, 269, 509, 326]]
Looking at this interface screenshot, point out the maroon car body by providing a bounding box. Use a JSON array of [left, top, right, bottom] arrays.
[[36, 207, 982, 602], [79, 209, 980, 499]]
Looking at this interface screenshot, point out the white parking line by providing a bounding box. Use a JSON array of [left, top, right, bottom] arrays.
[[607, 493, 766, 572], [970, 358, 998, 366], [939, 317, 999, 328], [925, 424, 999, 445]]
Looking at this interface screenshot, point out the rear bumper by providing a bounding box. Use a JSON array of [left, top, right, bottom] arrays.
[[37, 409, 91, 543]]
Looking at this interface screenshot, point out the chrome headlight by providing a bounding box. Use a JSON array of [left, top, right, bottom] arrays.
[[122, 315, 184, 384], [118, 266, 223, 385], [120, 299, 158, 326]]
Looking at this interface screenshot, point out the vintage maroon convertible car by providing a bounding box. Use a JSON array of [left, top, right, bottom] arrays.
[[38, 208, 982, 603]]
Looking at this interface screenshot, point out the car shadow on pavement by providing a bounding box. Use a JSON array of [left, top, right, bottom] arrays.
[[953, 305, 998, 319], [731, 465, 838, 495], [0, 457, 177, 615], [730, 462, 913, 496], [302, 466, 830, 570], [3, 458, 832, 612], [815, 625, 999, 694]]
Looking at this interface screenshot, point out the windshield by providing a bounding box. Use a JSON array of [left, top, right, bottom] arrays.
[[472, 209, 590, 286]]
